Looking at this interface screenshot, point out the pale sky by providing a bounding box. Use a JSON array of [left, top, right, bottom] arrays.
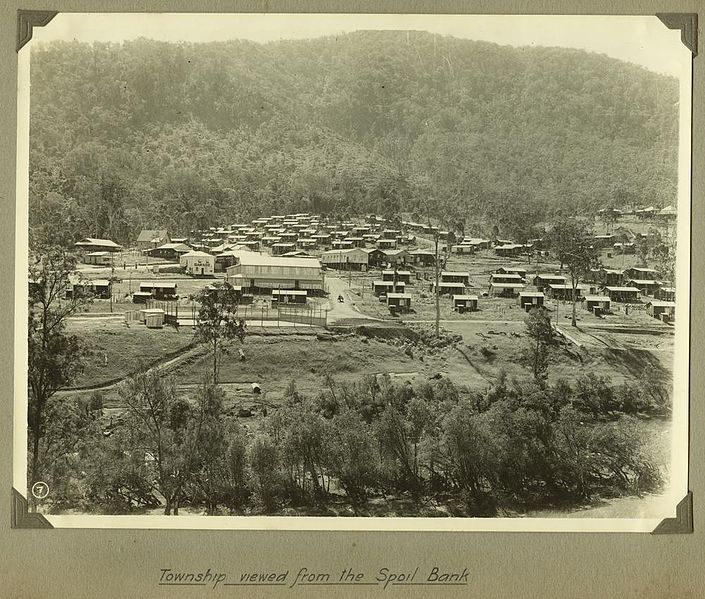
[[31, 13, 690, 78]]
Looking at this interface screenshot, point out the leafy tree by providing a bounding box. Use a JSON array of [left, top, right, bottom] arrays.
[[83, 425, 161, 513], [117, 371, 189, 514], [440, 401, 499, 511], [247, 434, 284, 513], [634, 230, 657, 268], [550, 217, 600, 326], [221, 424, 250, 510], [27, 245, 91, 486], [184, 383, 231, 514], [572, 373, 617, 419], [33, 395, 102, 512], [375, 396, 431, 496], [615, 383, 648, 415], [639, 367, 672, 415], [192, 282, 246, 384], [652, 233, 677, 284], [554, 409, 662, 498], [265, 399, 328, 501], [324, 409, 379, 503], [600, 205, 619, 232], [524, 307, 555, 382]]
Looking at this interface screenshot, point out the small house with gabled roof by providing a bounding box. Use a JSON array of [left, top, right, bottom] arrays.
[[136, 229, 170, 250]]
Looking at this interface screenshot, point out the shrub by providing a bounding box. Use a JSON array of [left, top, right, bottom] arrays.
[[324, 410, 379, 502], [247, 435, 284, 513], [479, 345, 495, 361], [616, 383, 648, 415], [572, 373, 618, 418]]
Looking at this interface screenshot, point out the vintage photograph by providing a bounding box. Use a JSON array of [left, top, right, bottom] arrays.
[[17, 13, 691, 526]]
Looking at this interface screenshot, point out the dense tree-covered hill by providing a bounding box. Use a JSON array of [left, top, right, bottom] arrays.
[[28, 30, 679, 245]]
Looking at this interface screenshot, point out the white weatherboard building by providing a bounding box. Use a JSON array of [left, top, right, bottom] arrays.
[[226, 253, 324, 293], [180, 250, 215, 276]]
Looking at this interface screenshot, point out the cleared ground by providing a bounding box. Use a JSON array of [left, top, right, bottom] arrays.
[[65, 318, 196, 388]]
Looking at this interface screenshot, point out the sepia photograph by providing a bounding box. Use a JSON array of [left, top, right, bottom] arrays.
[[14, 12, 692, 530]]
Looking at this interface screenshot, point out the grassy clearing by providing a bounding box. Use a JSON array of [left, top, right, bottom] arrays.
[[434, 318, 673, 389], [172, 334, 421, 394], [65, 319, 196, 387], [64, 309, 672, 401]]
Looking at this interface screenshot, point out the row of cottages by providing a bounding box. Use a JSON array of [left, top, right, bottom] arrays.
[[460, 237, 492, 251], [635, 206, 677, 221], [625, 266, 660, 280], [517, 291, 613, 314], [586, 267, 662, 290], [454, 243, 475, 255], [429, 271, 472, 297], [627, 279, 661, 295], [409, 249, 436, 266], [442, 271, 470, 285], [655, 287, 676, 302], [226, 253, 325, 295], [434, 282, 468, 296], [383, 249, 410, 266], [453, 238, 531, 256], [656, 205, 677, 221]]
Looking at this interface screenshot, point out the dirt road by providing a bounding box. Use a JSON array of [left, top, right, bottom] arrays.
[[325, 276, 381, 324]]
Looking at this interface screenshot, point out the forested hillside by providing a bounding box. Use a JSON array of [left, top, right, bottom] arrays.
[[28, 31, 679, 245]]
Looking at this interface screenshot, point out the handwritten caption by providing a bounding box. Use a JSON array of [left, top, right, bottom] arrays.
[[159, 566, 469, 590]]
